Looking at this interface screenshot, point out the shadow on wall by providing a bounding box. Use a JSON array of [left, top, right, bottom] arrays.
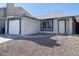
[[0, 35, 60, 47]]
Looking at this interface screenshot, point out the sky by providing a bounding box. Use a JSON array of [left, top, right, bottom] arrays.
[[0, 3, 79, 16]]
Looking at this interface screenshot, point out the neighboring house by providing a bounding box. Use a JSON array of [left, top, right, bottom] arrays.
[[4, 3, 79, 35]]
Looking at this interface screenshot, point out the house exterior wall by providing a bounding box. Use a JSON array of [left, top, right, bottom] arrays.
[[66, 19, 70, 34], [69, 17, 73, 34], [5, 17, 74, 35], [72, 18, 76, 34], [40, 18, 73, 35], [21, 17, 40, 35]]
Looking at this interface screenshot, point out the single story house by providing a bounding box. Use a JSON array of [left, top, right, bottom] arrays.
[[5, 14, 78, 35], [1, 3, 79, 35]]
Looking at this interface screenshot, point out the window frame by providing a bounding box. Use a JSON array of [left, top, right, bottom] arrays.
[[40, 19, 53, 31]]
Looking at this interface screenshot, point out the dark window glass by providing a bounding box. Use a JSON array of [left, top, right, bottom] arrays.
[[41, 19, 53, 31]]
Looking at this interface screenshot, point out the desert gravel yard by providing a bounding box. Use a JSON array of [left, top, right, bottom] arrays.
[[0, 34, 79, 56]]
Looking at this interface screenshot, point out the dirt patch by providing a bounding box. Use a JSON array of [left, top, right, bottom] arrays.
[[0, 35, 79, 56]]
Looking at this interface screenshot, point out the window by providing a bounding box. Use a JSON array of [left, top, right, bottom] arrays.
[[41, 19, 53, 31]]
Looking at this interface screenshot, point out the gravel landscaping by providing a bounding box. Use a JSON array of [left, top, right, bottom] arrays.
[[0, 35, 79, 56]]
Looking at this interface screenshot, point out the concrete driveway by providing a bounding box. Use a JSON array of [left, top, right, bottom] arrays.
[[0, 34, 78, 56]]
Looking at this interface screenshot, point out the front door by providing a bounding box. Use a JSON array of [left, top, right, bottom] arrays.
[[59, 20, 65, 34]]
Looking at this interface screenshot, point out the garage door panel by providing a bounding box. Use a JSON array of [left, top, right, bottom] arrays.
[[9, 20, 20, 34]]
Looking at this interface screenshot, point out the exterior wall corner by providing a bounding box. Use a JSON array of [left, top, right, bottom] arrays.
[[69, 17, 73, 34]]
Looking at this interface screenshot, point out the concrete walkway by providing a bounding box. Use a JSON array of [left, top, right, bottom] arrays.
[[0, 34, 54, 43], [0, 37, 12, 43]]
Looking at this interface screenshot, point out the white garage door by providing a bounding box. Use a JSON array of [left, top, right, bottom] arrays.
[[59, 21, 65, 34], [9, 20, 20, 35]]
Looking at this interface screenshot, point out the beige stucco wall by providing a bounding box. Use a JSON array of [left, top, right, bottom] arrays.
[[21, 17, 40, 35]]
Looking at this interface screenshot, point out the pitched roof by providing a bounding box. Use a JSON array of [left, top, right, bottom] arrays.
[[36, 12, 70, 19], [15, 7, 32, 17], [0, 7, 32, 17]]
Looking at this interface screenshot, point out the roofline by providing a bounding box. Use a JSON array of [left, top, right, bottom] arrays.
[[4, 14, 79, 20], [38, 15, 79, 20], [16, 7, 32, 16], [5, 15, 39, 20], [21, 15, 39, 20]]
